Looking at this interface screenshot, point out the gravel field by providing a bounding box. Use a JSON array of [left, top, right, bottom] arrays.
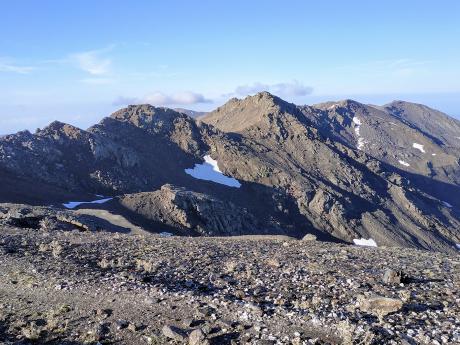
[[1, 226, 459, 344]]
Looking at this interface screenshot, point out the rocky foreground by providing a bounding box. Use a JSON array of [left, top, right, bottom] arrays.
[[0, 226, 459, 345]]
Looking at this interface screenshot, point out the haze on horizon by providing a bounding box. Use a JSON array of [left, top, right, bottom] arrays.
[[1, 0, 460, 134]]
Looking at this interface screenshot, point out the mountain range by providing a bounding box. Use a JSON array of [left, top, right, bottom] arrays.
[[1, 92, 459, 253]]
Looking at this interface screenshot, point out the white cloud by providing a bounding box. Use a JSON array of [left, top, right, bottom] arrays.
[[70, 46, 114, 76], [234, 80, 313, 97], [113, 91, 212, 106], [112, 96, 139, 105], [0, 58, 35, 74]]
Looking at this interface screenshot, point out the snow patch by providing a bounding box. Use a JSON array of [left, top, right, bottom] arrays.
[[353, 238, 377, 247], [456, 243, 460, 250], [412, 143, 425, 153], [398, 160, 410, 167], [432, 153, 436, 156], [185, 155, 242, 188], [442, 201, 453, 208], [352, 117, 362, 126], [160, 232, 173, 237], [352, 117, 365, 150], [63, 197, 113, 209]]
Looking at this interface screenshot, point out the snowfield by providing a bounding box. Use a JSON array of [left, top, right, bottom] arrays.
[[398, 160, 410, 167], [353, 238, 378, 247], [185, 155, 242, 188], [63, 198, 113, 209], [412, 143, 426, 153]]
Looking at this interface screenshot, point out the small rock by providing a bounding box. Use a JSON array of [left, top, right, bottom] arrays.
[[94, 323, 107, 341], [302, 233, 317, 241], [116, 319, 129, 330], [95, 308, 112, 319], [201, 324, 212, 335], [357, 295, 403, 319], [128, 322, 139, 332], [182, 318, 195, 327], [189, 328, 209, 345], [162, 324, 186, 341], [21, 323, 41, 340], [382, 269, 402, 284]]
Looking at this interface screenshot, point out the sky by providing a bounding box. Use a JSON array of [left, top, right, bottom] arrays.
[[1, 0, 460, 134]]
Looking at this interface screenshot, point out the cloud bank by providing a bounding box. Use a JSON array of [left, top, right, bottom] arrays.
[[113, 91, 212, 106], [233, 80, 313, 97]]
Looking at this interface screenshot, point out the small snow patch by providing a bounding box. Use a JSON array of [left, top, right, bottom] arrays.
[[185, 155, 241, 188], [352, 117, 362, 126], [412, 143, 425, 153], [456, 243, 460, 250], [160, 232, 173, 237], [352, 117, 365, 150], [398, 160, 410, 167], [63, 197, 113, 209], [353, 238, 377, 247], [432, 153, 436, 156], [442, 201, 453, 208]]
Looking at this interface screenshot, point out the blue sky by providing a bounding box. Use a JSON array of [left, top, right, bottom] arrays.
[[1, 0, 460, 134]]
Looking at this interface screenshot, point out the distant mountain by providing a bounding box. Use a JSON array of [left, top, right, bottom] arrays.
[[1, 93, 459, 252], [173, 108, 208, 118]]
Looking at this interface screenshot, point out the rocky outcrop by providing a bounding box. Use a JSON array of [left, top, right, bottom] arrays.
[[0, 203, 105, 232], [116, 184, 281, 236]]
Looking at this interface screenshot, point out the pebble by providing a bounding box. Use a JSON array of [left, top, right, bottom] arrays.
[[162, 324, 187, 341]]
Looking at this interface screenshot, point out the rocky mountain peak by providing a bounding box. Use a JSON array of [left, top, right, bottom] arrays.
[[37, 121, 85, 140], [245, 91, 296, 111], [314, 99, 368, 114], [105, 104, 197, 137], [200, 91, 299, 132], [111, 104, 185, 124]]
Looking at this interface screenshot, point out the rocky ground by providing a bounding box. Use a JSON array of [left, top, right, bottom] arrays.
[[1, 224, 459, 345]]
